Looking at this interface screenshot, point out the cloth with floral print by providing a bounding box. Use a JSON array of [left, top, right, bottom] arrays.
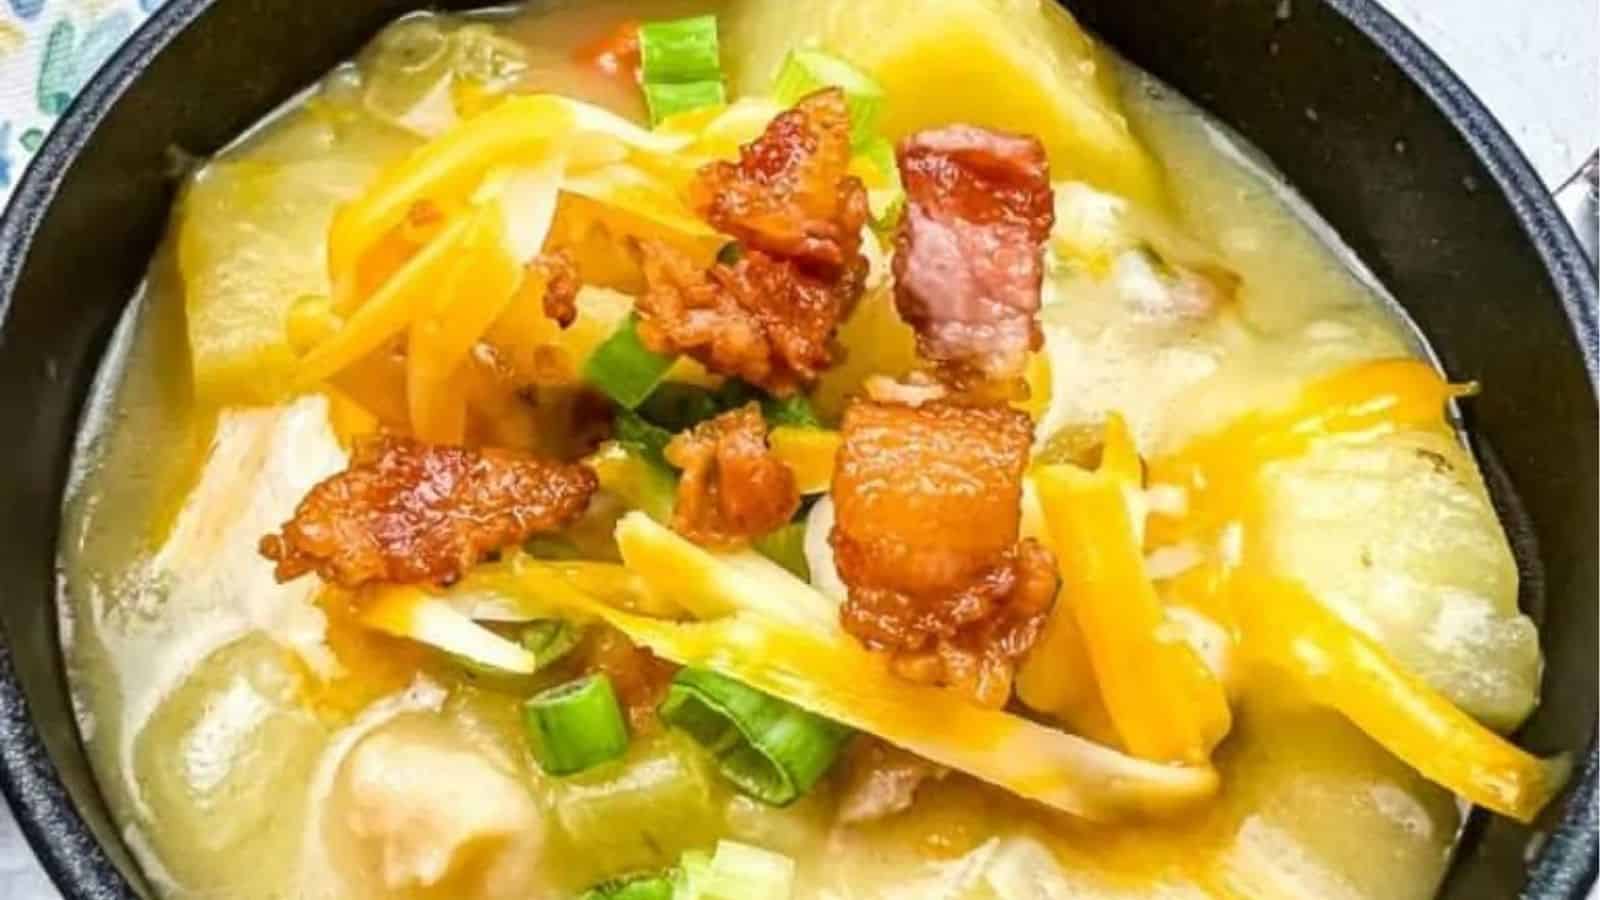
[[0, 0, 160, 208]]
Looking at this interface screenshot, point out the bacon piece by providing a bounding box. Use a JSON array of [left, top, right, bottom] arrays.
[[260, 435, 596, 587], [664, 403, 800, 548], [893, 126, 1054, 379], [879, 539, 1057, 707], [690, 89, 869, 275], [634, 240, 865, 395], [832, 400, 1031, 593], [577, 626, 677, 733], [830, 399, 1056, 706], [635, 89, 870, 393], [573, 20, 641, 84], [531, 248, 580, 329]]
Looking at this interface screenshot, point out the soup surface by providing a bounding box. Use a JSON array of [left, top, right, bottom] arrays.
[[60, 2, 1559, 898]]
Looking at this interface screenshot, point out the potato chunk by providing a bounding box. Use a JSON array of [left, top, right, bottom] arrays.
[[1258, 429, 1539, 732], [328, 714, 547, 900], [725, 0, 1167, 207], [133, 634, 328, 899], [179, 107, 416, 405]]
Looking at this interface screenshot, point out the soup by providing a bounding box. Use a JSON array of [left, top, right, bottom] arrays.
[[59, 2, 1562, 898]]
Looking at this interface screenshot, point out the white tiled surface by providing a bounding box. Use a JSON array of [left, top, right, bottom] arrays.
[[0, 1, 1594, 897], [1381, 0, 1597, 190]]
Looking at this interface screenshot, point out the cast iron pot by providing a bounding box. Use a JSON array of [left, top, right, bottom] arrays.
[[0, 0, 1594, 897]]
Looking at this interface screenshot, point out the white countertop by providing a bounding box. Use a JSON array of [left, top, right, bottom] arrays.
[[0, 1, 1594, 897], [1381, 0, 1596, 189]]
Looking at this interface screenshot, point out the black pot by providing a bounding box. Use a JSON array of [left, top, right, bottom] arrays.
[[0, 0, 1593, 897]]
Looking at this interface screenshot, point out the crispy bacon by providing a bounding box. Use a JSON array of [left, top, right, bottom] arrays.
[[573, 20, 642, 84], [830, 399, 1056, 707], [531, 248, 580, 329], [664, 403, 800, 548], [635, 241, 864, 394], [260, 435, 596, 587], [893, 126, 1054, 379], [690, 89, 869, 275], [577, 626, 677, 733], [636, 88, 870, 393], [877, 539, 1057, 707]]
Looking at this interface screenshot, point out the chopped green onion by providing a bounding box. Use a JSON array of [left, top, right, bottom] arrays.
[[580, 872, 677, 900], [858, 135, 905, 231], [715, 241, 743, 265], [635, 381, 820, 432], [639, 15, 721, 84], [674, 841, 797, 900], [641, 383, 735, 431], [869, 188, 905, 234], [638, 381, 754, 431], [585, 313, 676, 409], [638, 15, 726, 126], [658, 667, 852, 805], [772, 48, 883, 148], [615, 408, 677, 468], [523, 674, 630, 775], [760, 393, 821, 429], [590, 441, 678, 523], [859, 134, 897, 182], [753, 523, 810, 580], [644, 80, 727, 126], [520, 619, 580, 671]]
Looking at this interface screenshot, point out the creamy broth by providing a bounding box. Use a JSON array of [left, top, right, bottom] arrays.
[[59, 2, 1541, 898]]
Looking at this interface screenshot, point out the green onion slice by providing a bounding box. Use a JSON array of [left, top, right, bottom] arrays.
[[520, 619, 580, 671], [753, 522, 810, 580], [638, 381, 746, 431], [638, 14, 726, 126], [639, 14, 721, 84], [590, 441, 678, 523], [635, 381, 821, 431], [524, 674, 630, 776], [760, 392, 821, 429], [658, 667, 852, 805], [869, 188, 906, 234], [615, 408, 677, 468], [772, 48, 884, 148], [644, 79, 727, 126], [580, 872, 677, 900], [857, 135, 905, 230], [858, 134, 896, 182], [585, 312, 676, 409]]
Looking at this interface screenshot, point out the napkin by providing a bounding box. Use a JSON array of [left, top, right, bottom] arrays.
[[0, 0, 159, 208]]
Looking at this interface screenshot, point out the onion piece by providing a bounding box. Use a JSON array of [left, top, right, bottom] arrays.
[[360, 588, 539, 674], [557, 513, 1218, 822], [802, 496, 847, 603], [566, 591, 1219, 822]]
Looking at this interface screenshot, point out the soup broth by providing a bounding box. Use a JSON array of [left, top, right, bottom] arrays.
[[60, 2, 1549, 898]]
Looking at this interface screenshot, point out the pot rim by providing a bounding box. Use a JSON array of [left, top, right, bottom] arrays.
[[0, 0, 1593, 898]]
